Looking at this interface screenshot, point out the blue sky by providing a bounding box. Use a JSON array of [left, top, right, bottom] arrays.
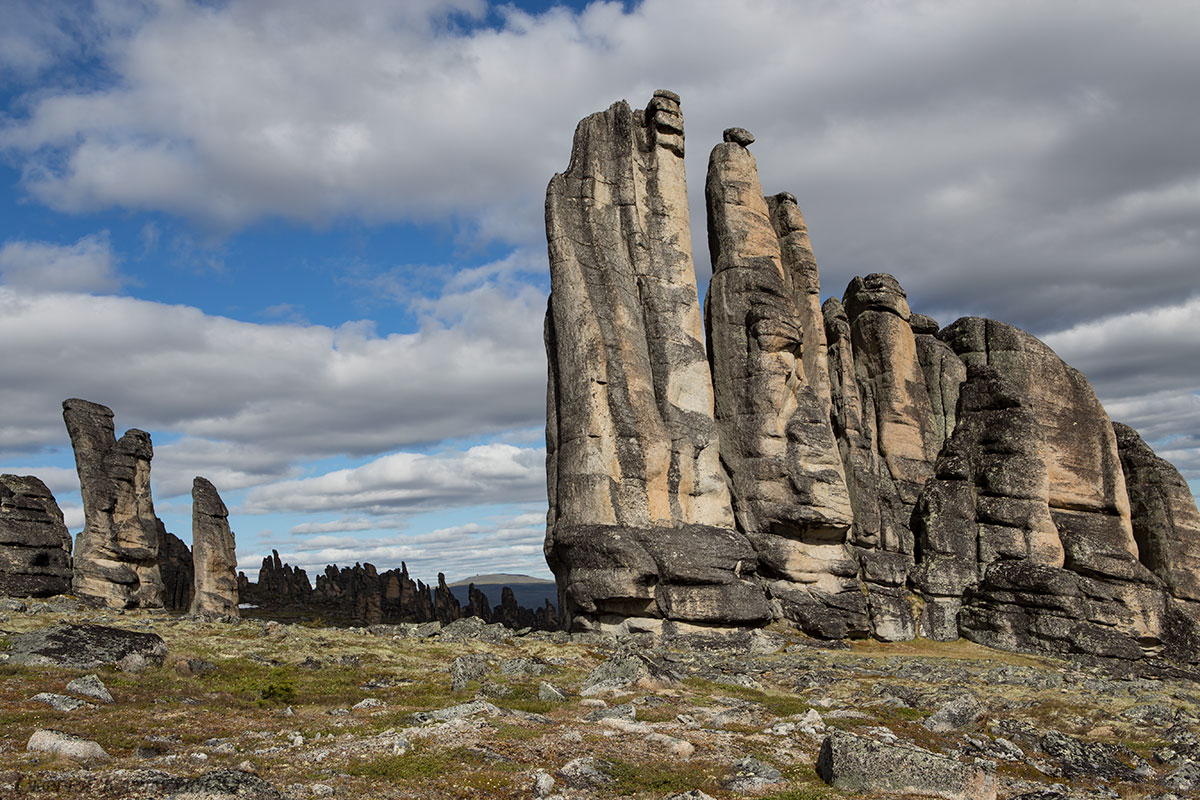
[[2, 0, 1197, 584]]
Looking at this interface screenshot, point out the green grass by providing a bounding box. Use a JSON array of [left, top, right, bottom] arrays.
[[607, 757, 717, 797]]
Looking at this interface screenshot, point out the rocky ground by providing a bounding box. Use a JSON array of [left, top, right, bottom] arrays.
[[1, 597, 1197, 800]]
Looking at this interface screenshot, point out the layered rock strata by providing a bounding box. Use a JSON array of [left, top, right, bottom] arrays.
[[0, 475, 73, 597], [63, 398, 165, 608], [544, 92, 1200, 663], [190, 477, 240, 619]]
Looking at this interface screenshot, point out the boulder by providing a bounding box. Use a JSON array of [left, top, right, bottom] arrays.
[[817, 729, 997, 799], [27, 729, 108, 760], [0, 474, 73, 598], [4, 623, 167, 668]]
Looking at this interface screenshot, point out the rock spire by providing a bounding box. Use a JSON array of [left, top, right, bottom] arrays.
[[543, 92, 1200, 664], [190, 477, 239, 619], [63, 398, 165, 608]]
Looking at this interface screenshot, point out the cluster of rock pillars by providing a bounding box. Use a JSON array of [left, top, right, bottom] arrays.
[[543, 90, 1200, 665], [0, 399, 557, 630]]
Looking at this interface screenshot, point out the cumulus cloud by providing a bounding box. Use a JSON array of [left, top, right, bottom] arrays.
[[244, 508, 549, 582], [243, 443, 544, 515], [0, 234, 125, 293], [0, 254, 546, 493], [1, 1, 1194, 331]]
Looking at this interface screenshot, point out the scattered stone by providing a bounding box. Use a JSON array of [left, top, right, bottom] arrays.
[[27, 729, 108, 760], [120, 652, 150, 674], [162, 769, 284, 800], [584, 703, 635, 722], [66, 674, 113, 703], [531, 770, 555, 798], [30, 692, 90, 711], [311, 784, 335, 797], [722, 756, 786, 792], [722, 126, 755, 146], [580, 653, 678, 696], [557, 756, 614, 790], [923, 694, 985, 732], [538, 682, 568, 702], [351, 698, 384, 710], [413, 700, 500, 723], [817, 729, 997, 799], [450, 653, 492, 691]]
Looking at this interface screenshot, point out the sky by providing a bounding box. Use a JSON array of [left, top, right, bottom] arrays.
[[1, 0, 1197, 586]]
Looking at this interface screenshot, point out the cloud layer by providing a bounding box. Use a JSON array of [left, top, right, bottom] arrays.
[[1, 0, 1195, 575]]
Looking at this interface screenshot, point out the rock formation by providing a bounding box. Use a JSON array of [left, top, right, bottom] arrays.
[[190, 477, 239, 619], [62, 398, 165, 608], [240, 554, 558, 630], [544, 91, 1200, 664], [159, 529, 195, 611], [0, 475, 73, 597]]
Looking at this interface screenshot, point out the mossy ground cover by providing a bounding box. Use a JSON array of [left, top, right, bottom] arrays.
[[1, 606, 1196, 799]]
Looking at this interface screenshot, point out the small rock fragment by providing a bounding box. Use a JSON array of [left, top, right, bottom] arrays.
[[66, 673, 113, 703]]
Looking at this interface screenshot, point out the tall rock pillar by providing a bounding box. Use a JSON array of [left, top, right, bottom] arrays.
[[545, 93, 767, 632], [704, 128, 861, 638], [190, 477, 240, 619], [63, 398, 165, 608]]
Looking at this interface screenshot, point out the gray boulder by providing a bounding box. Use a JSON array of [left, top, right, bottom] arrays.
[[27, 729, 108, 760], [5, 623, 167, 668], [817, 728, 997, 799]]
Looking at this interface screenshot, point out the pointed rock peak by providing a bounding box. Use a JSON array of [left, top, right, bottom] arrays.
[[722, 127, 755, 147], [843, 273, 911, 321], [192, 477, 228, 517]]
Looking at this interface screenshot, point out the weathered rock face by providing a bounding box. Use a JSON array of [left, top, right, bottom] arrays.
[[704, 130, 860, 639], [1113, 422, 1200, 611], [913, 366, 1063, 640], [190, 477, 239, 619], [0, 475, 73, 597], [544, 90, 766, 632], [545, 91, 1200, 665], [545, 90, 730, 535], [62, 399, 164, 608]]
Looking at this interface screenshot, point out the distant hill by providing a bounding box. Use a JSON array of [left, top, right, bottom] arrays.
[[446, 573, 557, 612]]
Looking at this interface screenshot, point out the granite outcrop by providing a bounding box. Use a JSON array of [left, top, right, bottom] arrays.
[[543, 92, 1200, 664]]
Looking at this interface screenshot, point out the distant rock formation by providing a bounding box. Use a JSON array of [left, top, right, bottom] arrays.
[[240, 553, 558, 630], [544, 92, 1200, 664], [190, 477, 239, 619], [0, 475, 73, 597], [63, 398, 165, 608]]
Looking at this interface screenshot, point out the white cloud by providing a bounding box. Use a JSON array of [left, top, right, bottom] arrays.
[[1, 0, 1193, 324], [0, 234, 125, 293], [249, 507, 549, 583], [242, 443, 544, 515], [0, 254, 546, 495]]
